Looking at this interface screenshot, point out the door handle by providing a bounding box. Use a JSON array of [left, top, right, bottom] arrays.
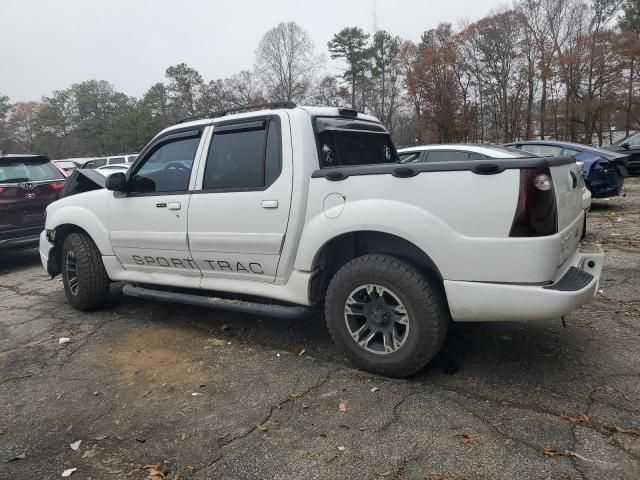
[[168, 202, 181, 210], [261, 200, 278, 209]]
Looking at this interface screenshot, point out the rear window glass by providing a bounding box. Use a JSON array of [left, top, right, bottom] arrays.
[[317, 130, 398, 167], [0, 161, 64, 183], [109, 157, 126, 164], [425, 150, 470, 162], [399, 152, 421, 163], [518, 145, 563, 157]]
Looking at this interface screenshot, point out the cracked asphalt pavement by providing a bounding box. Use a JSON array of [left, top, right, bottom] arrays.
[[1, 180, 640, 480]]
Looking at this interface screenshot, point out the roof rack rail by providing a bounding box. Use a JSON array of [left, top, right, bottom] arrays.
[[176, 101, 297, 124]]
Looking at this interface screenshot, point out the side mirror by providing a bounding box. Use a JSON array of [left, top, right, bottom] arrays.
[[620, 141, 630, 149], [105, 172, 127, 191]]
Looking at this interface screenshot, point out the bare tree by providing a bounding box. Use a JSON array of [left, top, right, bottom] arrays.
[[255, 22, 322, 102]]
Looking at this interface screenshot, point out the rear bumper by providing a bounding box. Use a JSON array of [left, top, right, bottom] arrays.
[[444, 245, 604, 322], [0, 226, 43, 249]]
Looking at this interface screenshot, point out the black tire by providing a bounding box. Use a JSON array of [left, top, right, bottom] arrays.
[[324, 254, 448, 377], [61, 233, 110, 311]]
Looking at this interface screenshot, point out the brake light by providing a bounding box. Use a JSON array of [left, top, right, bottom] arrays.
[[50, 181, 66, 191], [510, 167, 558, 237], [0, 187, 5, 194]]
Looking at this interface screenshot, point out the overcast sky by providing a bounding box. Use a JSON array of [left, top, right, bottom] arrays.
[[1, 0, 506, 102]]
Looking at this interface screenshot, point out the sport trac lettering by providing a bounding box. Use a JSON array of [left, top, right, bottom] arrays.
[[131, 255, 264, 274]]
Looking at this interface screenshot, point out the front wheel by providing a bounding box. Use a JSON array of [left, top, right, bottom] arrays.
[[61, 233, 111, 311], [324, 254, 448, 377]]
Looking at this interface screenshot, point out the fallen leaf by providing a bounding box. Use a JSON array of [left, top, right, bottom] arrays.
[[146, 467, 165, 478], [257, 422, 269, 432], [378, 470, 391, 477], [339, 402, 348, 412], [95, 435, 109, 441], [543, 448, 589, 461], [455, 432, 476, 444], [107, 470, 123, 475], [70, 440, 82, 451], [370, 387, 379, 393], [6, 452, 26, 462], [82, 449, 96, 459], [613, 425, 640, 436], [172, 475, 181, 480], [326, 453, 339, 462], [337, 446, 345, 451], [557, 413, 590, 424], [102, 459, 116, 465], [181, 432, 189, 441], [61, 468, 77, 477]]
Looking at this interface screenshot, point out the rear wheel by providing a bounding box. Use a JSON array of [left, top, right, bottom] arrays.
[[61, 233, 110, 311], [324, 254, 448, 377]]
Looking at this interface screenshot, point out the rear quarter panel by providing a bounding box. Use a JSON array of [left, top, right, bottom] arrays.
[[294, 169, 576, 283]]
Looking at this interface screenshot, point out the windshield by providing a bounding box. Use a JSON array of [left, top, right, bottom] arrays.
[[0, 160, 65, 183], [56, 161, 77, 169], [315, 119, 398, 168]]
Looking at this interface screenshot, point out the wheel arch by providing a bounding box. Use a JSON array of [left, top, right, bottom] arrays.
[[47, 224, 99, 277], [308, 230, 444, 304]]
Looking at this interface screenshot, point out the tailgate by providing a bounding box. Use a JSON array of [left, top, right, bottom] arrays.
[[550, 161, 584, 264], [550, 162, 583, 230]]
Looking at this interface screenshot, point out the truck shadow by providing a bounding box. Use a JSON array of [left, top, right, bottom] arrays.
[[0, 248, 42, 275], [109, 289, 593, 384]]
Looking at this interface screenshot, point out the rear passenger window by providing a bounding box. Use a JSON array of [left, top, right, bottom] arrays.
[[468, 152, 485, 160], [203, 119, 281, 190], [425, 150, 470, 162]]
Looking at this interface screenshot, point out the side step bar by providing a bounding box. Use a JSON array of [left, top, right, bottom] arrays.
[[122, 284, 312, 320]]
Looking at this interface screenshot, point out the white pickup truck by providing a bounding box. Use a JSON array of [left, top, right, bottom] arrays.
[[40, 103, 603, 377]]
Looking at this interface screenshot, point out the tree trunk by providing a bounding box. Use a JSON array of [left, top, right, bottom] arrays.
[[351, 76, 356, 109], [540, 49, 547, 140], [626, 55, 635, 137]]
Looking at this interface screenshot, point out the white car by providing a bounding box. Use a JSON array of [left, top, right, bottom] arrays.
[[39, 104, 603, 377], [95, 164, 130, 176], [398, 144, 592, 212], [83, 154, 138, 169]]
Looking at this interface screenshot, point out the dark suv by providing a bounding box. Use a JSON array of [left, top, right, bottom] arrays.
[[0, 154, 66, 249]]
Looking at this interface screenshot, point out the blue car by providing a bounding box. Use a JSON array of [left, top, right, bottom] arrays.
[[504, 141, 628, 198]]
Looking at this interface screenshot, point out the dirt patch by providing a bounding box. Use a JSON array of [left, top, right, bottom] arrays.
[[108, 323, 229, 389]]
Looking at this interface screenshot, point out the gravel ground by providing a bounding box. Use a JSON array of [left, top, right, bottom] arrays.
[[1, 179, 639, 480]]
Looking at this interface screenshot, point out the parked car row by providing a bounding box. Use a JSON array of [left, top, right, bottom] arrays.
[[398, 139, 628, 202], [398, 144, 593, 213], [82, 154, 138, 169]]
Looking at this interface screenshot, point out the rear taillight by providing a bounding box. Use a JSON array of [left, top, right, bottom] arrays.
[[50, 181, 66, 191], [0, 187, 5, 194], [510, 167, 558, 237]]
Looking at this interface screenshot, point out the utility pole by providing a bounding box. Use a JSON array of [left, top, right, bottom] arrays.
[[372, 0, 378, 33]]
